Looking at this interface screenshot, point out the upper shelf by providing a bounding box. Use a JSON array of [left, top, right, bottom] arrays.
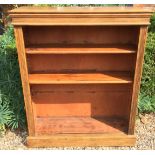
[[26, 44, 137, 54]]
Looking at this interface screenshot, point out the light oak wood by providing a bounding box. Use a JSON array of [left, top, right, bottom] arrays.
[[28, 72, 133, 84], [9, 7, 152, 26], [27, 54, 135, 73], [26, 44, 136, 54], [10, 6, 152, 147], [27, 134, 136, 147], [128, 26, 148, 134], [23, 26, 139, 46], [14, 27, 35, 135], [35, 116, 127, 134], [32, 84, 131, 118], [11, 17, 150, 26], [9, 6, 153, 13]]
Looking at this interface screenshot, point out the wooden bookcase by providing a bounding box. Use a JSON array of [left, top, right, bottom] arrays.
[[9, 7, 152, 147]]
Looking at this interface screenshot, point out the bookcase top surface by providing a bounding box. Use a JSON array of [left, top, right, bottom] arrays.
[[9, 7, 153, 26], [10, 6, 153, 14]]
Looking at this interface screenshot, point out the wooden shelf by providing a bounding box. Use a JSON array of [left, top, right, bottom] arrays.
[[29, 72, 133, 84], [35, 116, 127, 135], [26, 44, 136, 54]]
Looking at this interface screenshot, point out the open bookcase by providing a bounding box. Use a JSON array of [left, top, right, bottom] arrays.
[[9, 7, 152, 147]]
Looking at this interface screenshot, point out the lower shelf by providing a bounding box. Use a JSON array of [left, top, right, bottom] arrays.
[[29, 72, 133, 84], [27, 134, 136, 147], [35, 116, 128, 135]]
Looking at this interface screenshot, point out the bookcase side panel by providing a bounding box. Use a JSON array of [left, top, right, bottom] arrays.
[[14, 26, 35, 135], [128, 26, 148, 134]]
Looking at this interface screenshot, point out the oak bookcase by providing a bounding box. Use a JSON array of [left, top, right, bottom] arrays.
[[9, 7, 152, 147]]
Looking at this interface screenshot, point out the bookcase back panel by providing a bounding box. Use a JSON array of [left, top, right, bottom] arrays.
[[23, 26, 139, 46], [27, 54, 136, 73], [31, 84, 131, 119]]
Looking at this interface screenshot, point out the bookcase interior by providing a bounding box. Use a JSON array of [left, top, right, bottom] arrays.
[[23, 25, 139, 135], [23, 26, 139, 46], [31, 84, 132, 135]]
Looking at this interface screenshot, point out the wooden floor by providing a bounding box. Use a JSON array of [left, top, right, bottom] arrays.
[[35, 116, 127, 135]]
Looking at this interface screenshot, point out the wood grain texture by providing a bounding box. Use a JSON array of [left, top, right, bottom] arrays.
[[9, 7, 152, 26], [26, 44, 136, 54], [27, 54, 136, 73], [11, 7, 152, 147], [31, 84, 132, 118], [28, 72, 133, 84], [128, 26, 148, 134], [11, 17, 150, 26], [23, 26, 139, 45], [14, 27, 35, 135], [35, 117, 128, 134], [9, 6, 153, 13], [27, 134, 136, 147]]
